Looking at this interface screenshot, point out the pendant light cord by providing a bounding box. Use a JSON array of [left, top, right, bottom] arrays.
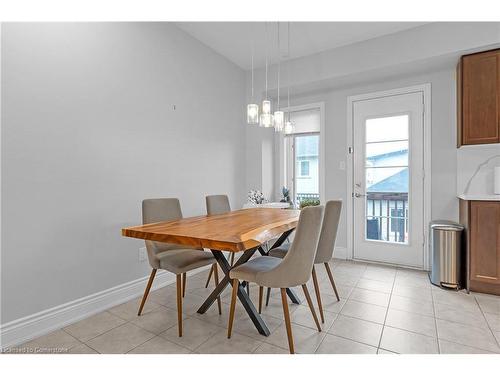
[[277, 22, 280, 111], [265, 22, 268, 100]]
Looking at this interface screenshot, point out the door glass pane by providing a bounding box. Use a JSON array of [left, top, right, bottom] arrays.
[[295, 135, 319, 205], [366, 115, 409, 142], [364, 116, 409, 243]]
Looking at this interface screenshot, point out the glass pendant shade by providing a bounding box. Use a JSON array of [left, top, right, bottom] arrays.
[[260, 113, 273, 128], [262, 100, 271, 115], [247, 104, 259, 124], [274, 111, 284, 132], [284, 120, 294, 134]]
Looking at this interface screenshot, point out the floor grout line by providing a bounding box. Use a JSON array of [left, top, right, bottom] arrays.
[[376, 267, 396, 351]]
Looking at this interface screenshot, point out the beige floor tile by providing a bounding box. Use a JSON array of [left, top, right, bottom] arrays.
[[260, 295, 300, 319], [63, 311, 126, 342], [438, 339, 498, 354], [160, 316, 223, 350], [380, 326, 439, 354], [86, 322, 154, 354], [388, 295, 434, 317], [356, 278, 393, 294], [148, 285, 178, 307], [385, 309, 436, 337], [362, 271, 395, 284], [16, 329, 81, 353], [180, 293, 217, 316], [266, 322, 326, 353], [131, 305, 186, 335], [392, 284, 432, 302], [394, 275, 431, 289], [233, 313, 283, 340], [332, 273, 361, 287], [253, 342, 289, 354], [476, 294, 500, 315], [436, 319, 500, 353], [328, 315, 383, 347], [434, 303, 488, 329], [318, 280, 353, 299], [316, 334, 377, 354], [290, 304, 337, 331], [340, 300, 387, 324], [377, 348, 397, 354], [349, 288, 390, 307], [432, 289, 480, 313], [318, 294, 346, 314], [193, 301, 246, 328], [485, 313, 500, 331], [195, 330, 262, 354], [128, 336, 191, 354], [108, 297, 161, 321], [66, 343, 98, 354]]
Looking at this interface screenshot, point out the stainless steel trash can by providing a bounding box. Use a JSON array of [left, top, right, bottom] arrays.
[[429, 220, 464, 289]]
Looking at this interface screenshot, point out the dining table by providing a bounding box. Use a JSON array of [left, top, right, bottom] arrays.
[[122, 207, 301, 336]]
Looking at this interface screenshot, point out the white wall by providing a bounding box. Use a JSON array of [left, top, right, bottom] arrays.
[[1, 23, 246, 323]]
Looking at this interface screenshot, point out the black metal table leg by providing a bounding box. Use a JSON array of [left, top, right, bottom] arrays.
[[197, 248, 270, 336]]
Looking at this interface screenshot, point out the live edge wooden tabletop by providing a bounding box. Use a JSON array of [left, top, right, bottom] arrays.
[[122, 208, 300, 252]]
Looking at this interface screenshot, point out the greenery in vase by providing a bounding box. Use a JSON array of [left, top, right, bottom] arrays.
[[280, 186, 290, 203]]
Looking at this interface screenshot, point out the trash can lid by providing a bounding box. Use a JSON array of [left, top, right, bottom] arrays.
[[430, 220, 464, 231]]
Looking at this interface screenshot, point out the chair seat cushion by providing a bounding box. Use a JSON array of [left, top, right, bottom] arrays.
[[158, 249, 216, 274], [268, 244, 290, 259], [229, 256, 282, 284]]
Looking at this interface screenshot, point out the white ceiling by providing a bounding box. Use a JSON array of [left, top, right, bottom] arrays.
[[176, 22, 428, 70]]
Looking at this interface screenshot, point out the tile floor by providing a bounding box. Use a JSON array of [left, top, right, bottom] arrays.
[[10, 259, 500, 354]]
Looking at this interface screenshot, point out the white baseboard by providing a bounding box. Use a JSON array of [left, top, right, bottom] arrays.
[[333, 246, 348, 260], [0, 267, 207, 349]]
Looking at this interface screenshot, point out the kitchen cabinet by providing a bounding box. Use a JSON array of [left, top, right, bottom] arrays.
[[457, 49, 500, 147], [459, 199, 500, 295]]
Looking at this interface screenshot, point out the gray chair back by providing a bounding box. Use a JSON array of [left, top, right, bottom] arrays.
[[257, 205, 324, 288], [206, 195, 231, 215], [315, 200, 342, 263], [142, 198, 183, 269]]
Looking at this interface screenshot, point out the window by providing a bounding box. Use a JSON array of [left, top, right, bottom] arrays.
[[282, 106, 322, 206], [299, 161, 310, 177]]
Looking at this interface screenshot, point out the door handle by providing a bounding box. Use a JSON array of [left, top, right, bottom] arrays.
[[354, 192, 366, 198]]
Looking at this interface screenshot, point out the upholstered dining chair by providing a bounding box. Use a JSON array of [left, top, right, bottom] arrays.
[[138, 198, 221, 337], [204, 195, 234, 287], [227, 205, 324, 354], [267, 200, 342, 323]]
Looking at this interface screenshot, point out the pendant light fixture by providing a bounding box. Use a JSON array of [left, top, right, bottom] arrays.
[[274, 22, 284, 132], [247, 36, 259, 124], [260, 22, 273, 128], [284, 22, 295, 135]]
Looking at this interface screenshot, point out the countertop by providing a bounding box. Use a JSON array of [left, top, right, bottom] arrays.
[[458, 194, 500, 201]]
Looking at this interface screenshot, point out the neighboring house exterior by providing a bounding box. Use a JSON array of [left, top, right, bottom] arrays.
[[295, 135, 319, 199]]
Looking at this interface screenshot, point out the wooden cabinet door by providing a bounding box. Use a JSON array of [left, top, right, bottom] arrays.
[[461, 50, 499, 145], [470, 201, 500, 290]]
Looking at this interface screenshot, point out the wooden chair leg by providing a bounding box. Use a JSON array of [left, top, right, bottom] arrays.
[[227, 279, 239, 338], [280, 288, 294, 354], [258, 286, 263, 314], [265, 287, 271, 306], [138, 269, 157, 316], [176, 274, 183, 337], [230, 252, 235, 266], [311, 265, 325, 323], [324, 262, 340, 301], [205, 264, 214, 288], [213, 264, 222, 315], [302, 284, 321, 332], [182, 272, 187, 298]]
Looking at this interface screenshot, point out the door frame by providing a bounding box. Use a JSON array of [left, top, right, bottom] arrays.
[[346, 84, 432, 270], [276, 102, 325, 204]]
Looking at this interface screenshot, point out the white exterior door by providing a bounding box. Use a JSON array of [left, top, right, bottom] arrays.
[[352, 92, 425, 268]]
